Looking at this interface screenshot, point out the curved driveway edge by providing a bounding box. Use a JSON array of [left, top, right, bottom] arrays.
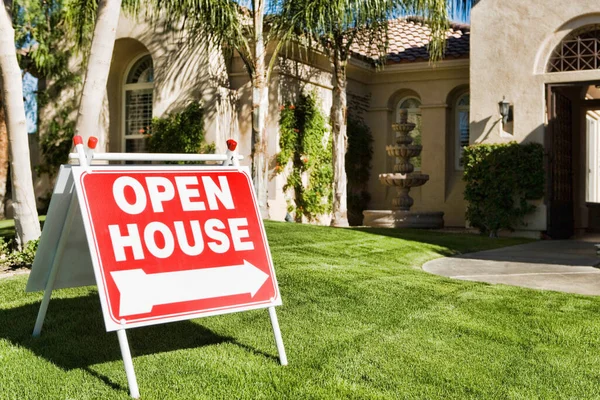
[[423, 239, 600, 296]]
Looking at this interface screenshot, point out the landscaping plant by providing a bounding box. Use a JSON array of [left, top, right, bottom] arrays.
[[147, 102, 215, 160], [276, 93, 333, 222], [463, 142, 544, 237]]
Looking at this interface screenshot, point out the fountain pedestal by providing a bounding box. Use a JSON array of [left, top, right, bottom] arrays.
[[363, 110, 444, 229]]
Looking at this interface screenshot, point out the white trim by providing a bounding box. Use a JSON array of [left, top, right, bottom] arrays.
[[586, 113, 600, 203]]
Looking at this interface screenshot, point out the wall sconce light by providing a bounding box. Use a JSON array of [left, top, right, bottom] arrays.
[[498, 97, 511, 124]]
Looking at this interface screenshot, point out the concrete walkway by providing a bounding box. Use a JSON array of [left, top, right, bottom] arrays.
[[423, 237, 600, 296]]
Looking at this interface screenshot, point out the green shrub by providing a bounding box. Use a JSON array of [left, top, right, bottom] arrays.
[[148, 102, 215, 160], [346, 113, 373, 226], [463, 142, 544, 237], [0, 238, 39, 269], [276, 93, 333, 222]]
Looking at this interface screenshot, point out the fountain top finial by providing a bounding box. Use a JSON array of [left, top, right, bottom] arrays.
[[398, 108, 408, 124]]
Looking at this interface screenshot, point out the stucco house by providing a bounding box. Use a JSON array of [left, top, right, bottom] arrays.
[[43, 0, 600, 238]]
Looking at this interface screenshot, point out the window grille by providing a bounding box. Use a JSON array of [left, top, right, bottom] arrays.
[[548, 25, 600, 72]]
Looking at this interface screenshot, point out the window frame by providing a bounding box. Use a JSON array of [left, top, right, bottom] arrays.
[[454, 92, 470, 170], [122, 53, 154, 153]]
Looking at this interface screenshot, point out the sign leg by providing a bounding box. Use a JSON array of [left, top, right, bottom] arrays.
[[268, 306, 288, 366], [32, 263, 59, 337], [117, 328, 140, 399], [33, 194, 79, 337]]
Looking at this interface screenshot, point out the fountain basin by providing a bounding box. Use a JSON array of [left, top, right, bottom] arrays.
[[391, 122, 416, 132], [379, 173, 429, 188], [386, 144, 422, 159], [362, 210, 444, 229]]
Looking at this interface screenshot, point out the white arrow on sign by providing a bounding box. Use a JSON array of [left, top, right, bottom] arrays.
[[110, 260, 270, 317]]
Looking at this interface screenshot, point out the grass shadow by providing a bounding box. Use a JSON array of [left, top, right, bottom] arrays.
[[0, 293, 277, 372]]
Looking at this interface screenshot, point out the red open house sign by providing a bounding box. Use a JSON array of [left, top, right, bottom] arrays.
[[27, 138, 286, 399], [75, 167, 281, 331]]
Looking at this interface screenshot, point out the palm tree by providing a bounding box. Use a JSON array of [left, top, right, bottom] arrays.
[[0, 101, 9, 219], [0, 0, 42, 246], [281, 0, 470, 227], [154, 0, 294, 218], [71, 0, 123, 152]]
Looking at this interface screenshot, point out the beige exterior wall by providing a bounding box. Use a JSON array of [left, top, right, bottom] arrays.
[[470, 1, 600, 234]]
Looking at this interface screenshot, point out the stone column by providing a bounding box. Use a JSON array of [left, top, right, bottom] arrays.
[[418, 103, 448, 210]]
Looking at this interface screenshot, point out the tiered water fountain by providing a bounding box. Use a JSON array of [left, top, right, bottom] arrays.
[[363, 110, 444, 228]]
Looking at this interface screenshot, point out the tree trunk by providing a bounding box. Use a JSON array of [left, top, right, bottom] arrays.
[[97, 89, 110, 153], [0, 1, 41, 246], [251, 0, 269, 218], [74, 0, 122, 144], [0, 102, 10, 218], [330, 54, 349, 227]]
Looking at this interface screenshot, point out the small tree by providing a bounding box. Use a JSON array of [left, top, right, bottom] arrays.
[[276, 93, 332, 222], [346, 112, 373, 226]]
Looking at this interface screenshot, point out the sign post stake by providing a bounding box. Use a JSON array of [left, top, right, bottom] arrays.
[[117, 324, 140, 399], [268, 306, 288, 366]]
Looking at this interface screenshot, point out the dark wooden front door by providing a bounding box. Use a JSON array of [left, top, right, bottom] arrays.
[[546, 87, 574, 239]]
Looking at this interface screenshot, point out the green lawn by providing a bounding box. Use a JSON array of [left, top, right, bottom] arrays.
[[1, 222, 599, 399]]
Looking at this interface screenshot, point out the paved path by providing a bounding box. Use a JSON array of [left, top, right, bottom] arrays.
[[423, 238, 600, 296]]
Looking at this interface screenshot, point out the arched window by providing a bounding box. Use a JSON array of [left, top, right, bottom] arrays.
[[455, 93, 469, 169], [396, 96, 422, 169], [548, 25, 600, 72], [123, 54, 154, 153]]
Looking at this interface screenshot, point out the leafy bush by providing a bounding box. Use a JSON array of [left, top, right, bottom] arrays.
[[0, 238, 39, 269], [148, 102, 215, 160], [346, 113, 373, 226], [463, 142, 544, 237], [276, 93, 333, 222]]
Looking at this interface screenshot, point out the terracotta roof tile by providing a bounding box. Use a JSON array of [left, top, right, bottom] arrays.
[[350, 17, 470, 64]]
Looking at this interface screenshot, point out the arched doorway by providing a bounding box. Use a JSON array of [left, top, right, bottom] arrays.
[[546, 25, 600, 238]]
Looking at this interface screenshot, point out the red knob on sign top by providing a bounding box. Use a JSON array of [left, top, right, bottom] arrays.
[[73, 135, 83, 146], [88, 137, 98, 149], [226, 139, 237, 151]]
